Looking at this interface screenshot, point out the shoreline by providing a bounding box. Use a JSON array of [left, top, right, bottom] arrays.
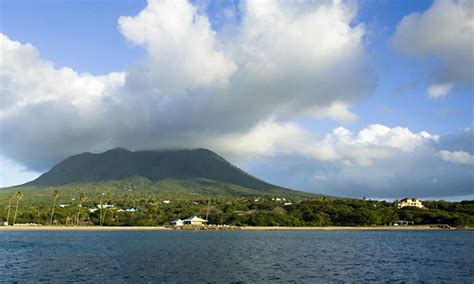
[[0, 225, 472, 231], [242, 226, 474, 231]]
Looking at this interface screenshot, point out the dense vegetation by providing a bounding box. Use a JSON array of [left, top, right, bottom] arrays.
[[1, 185, 473, 227], [28, 148, 290, 193], [2, 148, 472, 227]]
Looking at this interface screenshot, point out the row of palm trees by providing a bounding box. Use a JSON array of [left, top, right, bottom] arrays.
[[48, 191, 89, 226], [4, 191, 23, 226], [4, 191, 89, 226]]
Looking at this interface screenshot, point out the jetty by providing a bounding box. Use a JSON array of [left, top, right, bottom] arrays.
[[170, 224, 242, 231]]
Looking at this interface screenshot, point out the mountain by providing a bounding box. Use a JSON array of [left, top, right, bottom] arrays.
[[24, 148, 312, 198]]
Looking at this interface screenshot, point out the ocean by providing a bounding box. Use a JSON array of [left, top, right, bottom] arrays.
[[1, 230, 473, 282]]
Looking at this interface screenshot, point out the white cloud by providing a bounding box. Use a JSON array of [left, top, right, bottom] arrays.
[[306, 102, 358, 122], [0, 34, 125, 113], [391, 0, 474, 87], [1, 1, 472, 198], [209, 119, 314, 158], [427, 83, 454, 98], [0, 0, 373, 173], [224, 0, 370, 118], [115, 0, 372, 123], [439, 150, 474, 165], [352, 124, 439, 151], [0, 34, 126, 168], [313, 175, 328, 181], [118, 0, 236, 93], [212, 121, 438, 167], [243, 126, 473, 198]]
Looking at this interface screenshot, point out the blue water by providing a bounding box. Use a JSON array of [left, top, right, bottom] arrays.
[[0, 230, 473, 282]]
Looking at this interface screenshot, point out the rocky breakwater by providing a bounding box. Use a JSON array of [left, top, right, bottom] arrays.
[[171, 224, 242, 231]]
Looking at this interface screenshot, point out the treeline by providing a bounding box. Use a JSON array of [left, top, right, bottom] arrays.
[[1, 192, 473, 227]]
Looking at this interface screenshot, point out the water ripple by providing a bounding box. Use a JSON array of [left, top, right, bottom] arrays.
[[0, 230, 473, 282]]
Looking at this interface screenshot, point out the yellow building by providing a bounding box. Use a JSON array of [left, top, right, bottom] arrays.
[[397, 197, 424, 209]]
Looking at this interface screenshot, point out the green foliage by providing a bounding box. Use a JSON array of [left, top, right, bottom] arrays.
[[26, 148, 308, 196], [1, 181, 473, 227]]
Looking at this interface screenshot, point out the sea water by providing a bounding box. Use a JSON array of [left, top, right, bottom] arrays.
[[1, 230, 473, 282]]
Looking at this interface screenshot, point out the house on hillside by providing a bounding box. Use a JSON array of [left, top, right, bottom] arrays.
[[397, 198, 424, 209], [182, 216, 208, 226], [97, 204, 115, 209]]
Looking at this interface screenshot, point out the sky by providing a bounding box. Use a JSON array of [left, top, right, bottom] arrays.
[[0, 0, 473, 200]]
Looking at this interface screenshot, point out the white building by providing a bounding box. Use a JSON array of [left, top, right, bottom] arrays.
[[182, 216, 208, 226], [97, 204, 115, 209], [169, 219, 184, 226], [397, 198, 424, 209]]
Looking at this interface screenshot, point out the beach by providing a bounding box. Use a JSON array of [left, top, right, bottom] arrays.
[[1, 225, 470, 231]]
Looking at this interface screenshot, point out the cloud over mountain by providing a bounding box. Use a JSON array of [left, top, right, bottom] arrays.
[[0, 0, 371, 170], [0, 0, 472, 198]]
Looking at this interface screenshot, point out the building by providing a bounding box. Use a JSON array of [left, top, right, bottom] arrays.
[[389, 220, 415, 226], [97, 204, 115, 209], [169, 219, 184, 226], [397, 198, 424, 209], [182, 216, 208, 226]]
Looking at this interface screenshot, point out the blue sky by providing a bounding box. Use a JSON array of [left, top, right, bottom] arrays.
[[0, 0, 472, 199]]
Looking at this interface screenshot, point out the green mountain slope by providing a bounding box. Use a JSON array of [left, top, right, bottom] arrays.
[[19, 148, 313, 199]]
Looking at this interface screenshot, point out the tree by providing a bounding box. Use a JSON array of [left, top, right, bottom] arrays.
[[50, 190, 60, 225], [100, 192, 113, 226], [12, 192, 23, 225], [76, 193, 87, 226], [5, 195, 13, 226]]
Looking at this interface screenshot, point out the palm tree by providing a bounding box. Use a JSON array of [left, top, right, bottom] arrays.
[[12, 192, 23, 226], [76, 193, 87, 226], [5, 195, 13, 226], [100, 192, 113, 226], [50, 190, 60, 225]]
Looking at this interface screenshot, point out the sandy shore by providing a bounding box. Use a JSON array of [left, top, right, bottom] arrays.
[[1, 225, 471, 231], [0, 226, 172, 231], [240, 226, 467, 231]]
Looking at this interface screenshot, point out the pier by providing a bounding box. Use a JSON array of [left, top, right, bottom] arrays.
[[170, 224, 242, 231]]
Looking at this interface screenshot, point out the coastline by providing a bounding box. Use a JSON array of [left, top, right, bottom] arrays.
[[241, 226, 474, 231], [0, 225, 472, 231]]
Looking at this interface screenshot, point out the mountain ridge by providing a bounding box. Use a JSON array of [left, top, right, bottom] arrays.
[[24, 148, 308, 197]]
